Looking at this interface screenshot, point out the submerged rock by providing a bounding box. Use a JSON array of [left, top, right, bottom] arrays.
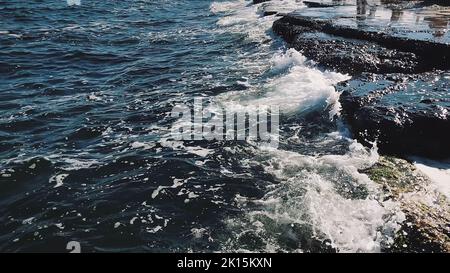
[[338, 71, 450, 159], [362, 156, 450, 252]]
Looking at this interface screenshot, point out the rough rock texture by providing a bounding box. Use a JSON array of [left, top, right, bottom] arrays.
[[424, 0, 450, 5], [273, 4, 450, 159], [270, 0, 450, 253], [363, 157, 450, 252], [338, 71, 450, 159], [275, 26, 421, 74], [273, 14, 450, 74]]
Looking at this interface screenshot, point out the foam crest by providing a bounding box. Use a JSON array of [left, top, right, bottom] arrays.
[[224, 142, 404, 252], [218, 49, 349, 114], [210, 0, 246, 14]]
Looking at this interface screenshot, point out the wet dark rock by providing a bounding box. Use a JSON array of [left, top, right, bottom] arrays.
[[423, 0, 450, 6], [275, 26, 421, 74], [258, 3, 278, 16], [272, 5, 450, 159], [303, 1, 337, 8], [263, 10, 278, 16], [253, 0, 271, 4], [272, 4, 450, 158], [269, 1, 450, 252], [338, 71, 450, 159], [273, 13, 450, 74], [257, 1, 297, 17]]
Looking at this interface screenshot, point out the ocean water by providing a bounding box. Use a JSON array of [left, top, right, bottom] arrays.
[[0, 0, 439, 252]]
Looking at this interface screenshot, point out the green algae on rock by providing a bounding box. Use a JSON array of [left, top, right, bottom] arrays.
[[363, 157, 450, 252]]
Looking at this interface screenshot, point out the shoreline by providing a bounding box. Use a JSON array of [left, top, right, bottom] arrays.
[[263, 0, 450, 252]]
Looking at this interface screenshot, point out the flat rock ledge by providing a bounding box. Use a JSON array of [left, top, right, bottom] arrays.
[[272, 3, 450, 159], [273, 13, 450, 74], [338, 71, 450, 159]]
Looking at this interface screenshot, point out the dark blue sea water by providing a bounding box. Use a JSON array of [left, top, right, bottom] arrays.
[[0, 0, 432, 252]]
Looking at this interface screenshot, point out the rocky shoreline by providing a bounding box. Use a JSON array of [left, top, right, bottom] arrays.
[[252, 0, 450, 252], [363, 156, 450, 252], [269, 0, 450, 160], [272, 13, 449, 73], [338, 71, 450, 159]]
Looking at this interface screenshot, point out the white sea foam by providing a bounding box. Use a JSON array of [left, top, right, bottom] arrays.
[[159, 137, 214, 157], [49, 173, 69, 188], [218, 48, 349, 114], [151, 178, 185, 199], [147, 225, 163, 233], [67, 0, 81, 6], [238, 142, 405, 253], [272, 48, 308, 72], [130, 141, 155, 150], [210, 0, 246, 14], [254, 63, 348, 113], [411, 157, 450, 200], [191, 227, 208, 239], [212, 0, 404, 253], [59, 157, 99, 171], [211, 1, 348, 115], [22, 217, 35, 225], [213, 0, 283, 43]]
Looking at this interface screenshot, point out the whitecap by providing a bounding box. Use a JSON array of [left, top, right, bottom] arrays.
[[67, 0, 81, 6]]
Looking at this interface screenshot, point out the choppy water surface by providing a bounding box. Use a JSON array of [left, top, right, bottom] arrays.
[[0, 0, 420, 252]]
